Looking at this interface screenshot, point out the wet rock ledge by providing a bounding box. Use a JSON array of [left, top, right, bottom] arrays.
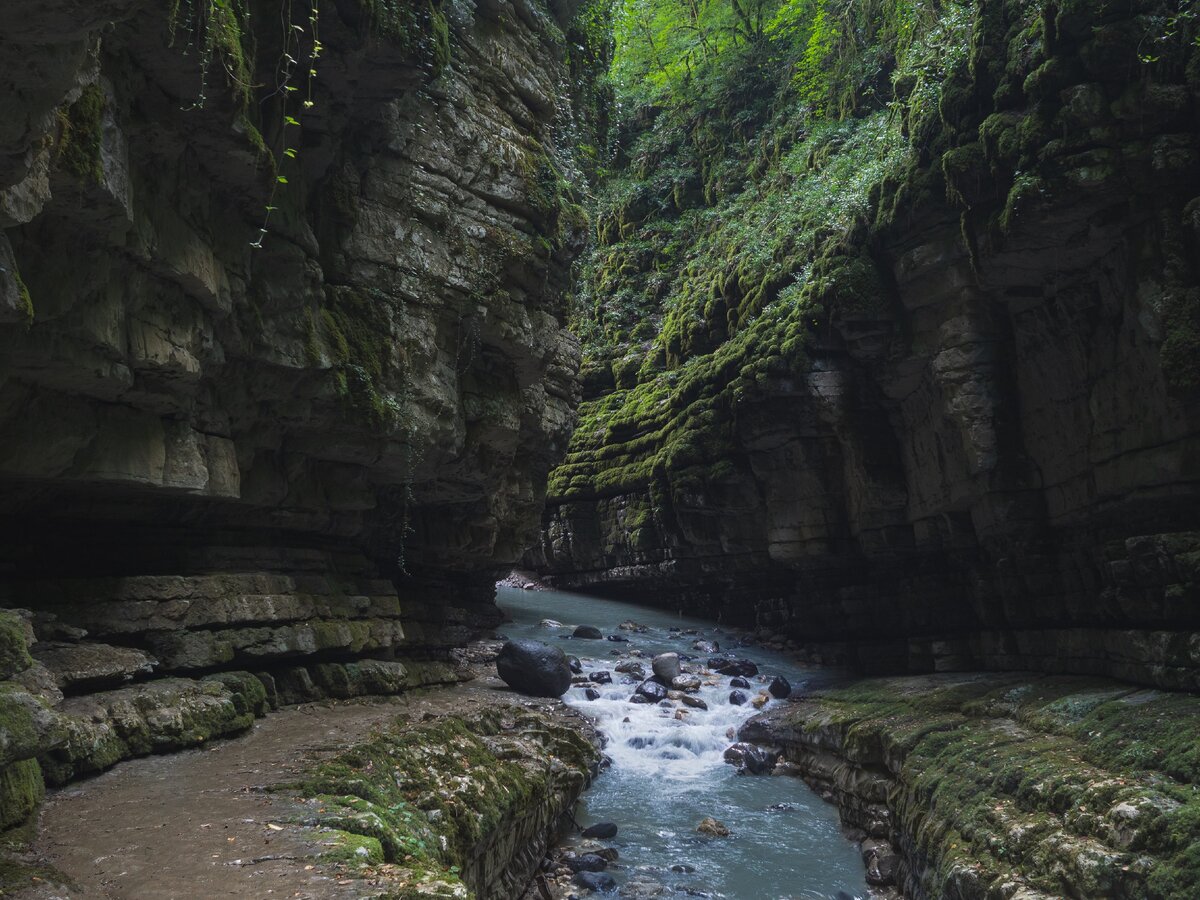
[[1, 640, 601, 899], [742, 674, 1200, 900]]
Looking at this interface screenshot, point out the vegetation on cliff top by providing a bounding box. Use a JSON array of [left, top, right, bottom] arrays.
[[548, 0, 1200, 524]]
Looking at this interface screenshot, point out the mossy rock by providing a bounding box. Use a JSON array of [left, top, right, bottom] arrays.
[[0, 759, 44, 831], [55, 84, 106, 183], [0, 612, 32, 680]]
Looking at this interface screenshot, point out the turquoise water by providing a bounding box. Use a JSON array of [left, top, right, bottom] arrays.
[[496, 585, 867, 900]]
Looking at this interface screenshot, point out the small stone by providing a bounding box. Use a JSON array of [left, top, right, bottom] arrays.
[[606, 635, 630, 642], [670, 864, 695, 873], [692, 640, 718, 653], [751, 691, 770, 709], [540, 619, 565, 629], [584, 688, 601, 701], [697, 817, 729, 837], [568, 656, 583, 674]]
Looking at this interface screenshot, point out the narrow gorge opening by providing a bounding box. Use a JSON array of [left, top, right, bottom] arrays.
[[1, 0, 1199, 898]]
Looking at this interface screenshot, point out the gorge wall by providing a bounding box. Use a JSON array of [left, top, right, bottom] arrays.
[[0, 0, 596, 827], [531, 0, 1200, 690]]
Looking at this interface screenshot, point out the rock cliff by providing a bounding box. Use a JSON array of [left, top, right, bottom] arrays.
[[0, 0, 594, 826], [531, 0, 1200, 689]]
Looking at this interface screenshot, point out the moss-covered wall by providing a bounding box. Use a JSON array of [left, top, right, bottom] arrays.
[[531, 0, 1200, 686], [746, 673, 1200, 899]]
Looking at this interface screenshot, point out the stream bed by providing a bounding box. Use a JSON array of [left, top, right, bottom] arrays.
[[496, 585, 867, 899]]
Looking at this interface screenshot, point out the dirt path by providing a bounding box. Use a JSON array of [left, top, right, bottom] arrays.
[[20, 661, 582, 900]]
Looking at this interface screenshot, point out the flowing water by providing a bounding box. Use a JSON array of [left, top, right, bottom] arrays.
[[496, 585, 867, 900]]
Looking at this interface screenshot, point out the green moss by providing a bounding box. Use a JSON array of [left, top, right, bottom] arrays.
[[56, 84, 106, 183], [0, 854, 68, 895], [0, 759, 44, 831], [321, 829, 386, 866], [281, 709, 596, 895], [360, 0, 452, 77], [314, 287, 403, 429], [202, 671, 270, 717], [0, 613, 31, 680], [786, 675, 1200, 898]]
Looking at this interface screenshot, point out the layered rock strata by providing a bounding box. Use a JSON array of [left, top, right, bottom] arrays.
[[0, 0, 591, 829], [742, 673, 1200, 899], [531, 0, 1200, 688]]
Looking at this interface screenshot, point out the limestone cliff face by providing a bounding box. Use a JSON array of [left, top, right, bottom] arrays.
[[532, 0, 1200, 690], [0, 0, 588, 814]]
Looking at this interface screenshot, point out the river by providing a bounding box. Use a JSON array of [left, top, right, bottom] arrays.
[[496, 584, 867, 899]]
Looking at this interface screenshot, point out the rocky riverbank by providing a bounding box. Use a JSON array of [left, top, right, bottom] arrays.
[[741, 673, 1200, 899], [1, 640, 600, 899]]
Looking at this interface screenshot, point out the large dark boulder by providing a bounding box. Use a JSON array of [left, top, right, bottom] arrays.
[[496, 640, 572, 697], [767, 675, 791, 698], [574, 870, 617, 892], [573, 625, 603, 639], [634, 679, 669, 703]]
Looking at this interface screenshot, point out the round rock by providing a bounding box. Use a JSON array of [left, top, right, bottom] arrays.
[[573, 625, 603, 639], [495, 639, 572, 697], [768, 675, 791, 698], [651, 652, 681, 682]]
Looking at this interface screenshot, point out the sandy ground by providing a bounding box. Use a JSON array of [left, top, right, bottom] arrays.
[[14, 654, 593, 900]]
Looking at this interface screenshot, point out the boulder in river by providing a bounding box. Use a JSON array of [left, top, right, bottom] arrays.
[[574, 870, 617, 892], [582, 822, 619, 839], [692, 640, 718, 653], [672, 673, 702, 692], [709, 655, 758, 677], [620, 619, 649, 633], [539, 619, 565, 629], [562, 853, 609, 873], [574, 625, 604, 639], [615, 660, 647, 678], [592, 670, 613, 684], [723, 742, 780, 775], [606, 634, 630, 642], [495, 639, 572, 697], [751, 691, 770, 709], [729, 677, 751, 689], [634, 679, 669, 703], [728, 689, 748, 706], [767, 675, 791, 698], [584, 688, 601, 701], [697, 816, 730, 837], [568, 655, 583, 674], [652, 652, 681, 682]]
